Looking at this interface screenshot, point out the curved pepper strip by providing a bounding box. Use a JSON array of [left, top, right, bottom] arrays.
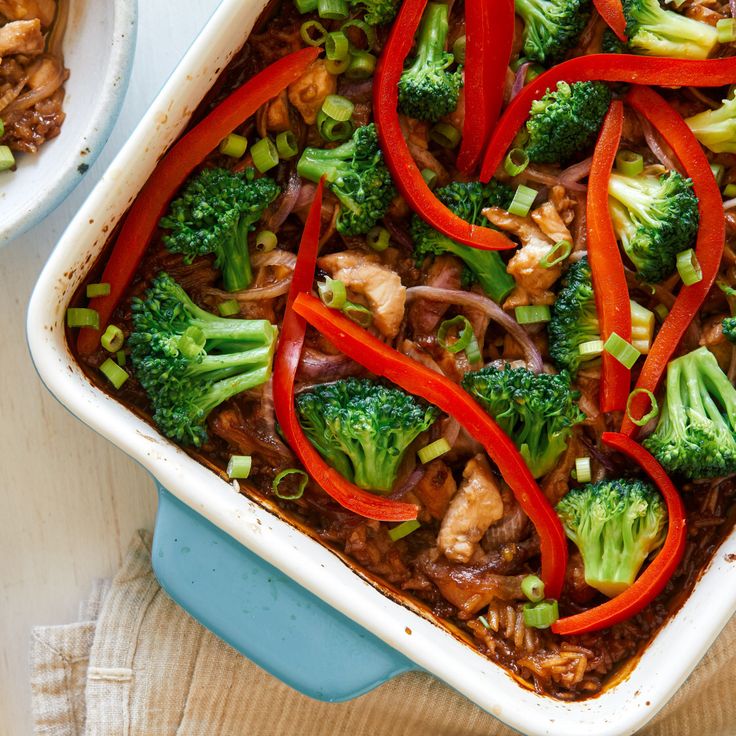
[[593, 0, 627, 42], [587, 101, 631, 412], [621, 86, 724, 435], [456, 0, 514, 174], [272, 180, 418, 522], [292, 292, 568, 598], [552, 432, 686, 635], [479, 54, 736, 181], [78, 46, 320, 356], [373, 0, 515, 251]]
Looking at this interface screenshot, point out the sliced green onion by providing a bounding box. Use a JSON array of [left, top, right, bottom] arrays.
[[418, 438, 451, 464], [452, 34, 466, 64], [521, 574, 545, 603], [178, 325, 206, 359], [340, 19, 377, 50], [227, 455, 252, 479], [0, 119, 4, 137], [717, 18, 736, 43], [99, 357, 129, 389], [367, 226, 390, 252], [437, 315, 473, 354], [318, 276, 347, 309], [325, 57, 351, 75], [578, 339, 604, 358], [523, 599, 559, 629], [421, 168, 438, 190], [465, 331, 482, 364], [0, 145, 15, 172], [317, 109, 353, 141], [515, 305, 551, 324], [430, 122, 461, 149], [255, 230, 278, 252], [654, 304, 669, 322], [724, 183, 736, 198], [321, 94, 354, 122], [66, 307, 99, 329], [604, 332, 641, 369], [219, 133, 248, 158], [294, 0, 318, 13], [86, 282, 111, 298], [300, 19, 328, 46], [317, 0, 348, 18], [504, 148, 529, 177], [100, 324, 124, 353], [116, 350, 126, 367], [218, 299, 240, 317], [342, 300, 372, 326], [711, 162, 725, 185], [626, 388, 659, 427], [630, 299, 655, 354], [615, 150, 644, 176], [345, 50, 376, 79], [478, 615, 490, 629], [676, 248, 702, 286], [574, 456, 592, 484], [272, 468, 309, 500], [539, 239, 572, 269], [388, 519, 421, 542], [508, 184, 537, 217], [251, 137, 279, 173], [325, 30, 349, 60], [276, 131, 299, 160]]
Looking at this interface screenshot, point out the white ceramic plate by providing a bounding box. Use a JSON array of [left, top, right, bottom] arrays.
[[26, 1, 736, 733], [0, 0, 137, 245]]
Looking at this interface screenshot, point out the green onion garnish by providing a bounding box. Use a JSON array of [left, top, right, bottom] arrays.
[[521, 574, 545, 603], [318, 276, 347, 309], [452, 34, 466, 64], [508, 184, 537, 217], [514, 305, 551, 324], [321, 94, 354, 122], [711, 162, 725, 185], [465, 331, 482, 364], [342, 300, 372, 326], [116, 350, 126, 367], [177, 326, 206, 359], [504, 148, 530, 177], [318, 0, 349, 19], [676, 248, 702, 286], [0, 119, 4, 137], [578, 339, 604, 358], [604, 332, 641, 369], [574, 456, 592, 483], [522, 599, 559, 629], [626, 387, 659, 427], [276, 131, 299, 160], [317, 109, 353, 141], [294, 0, 318, 13], [66, 307, 99, 330], [86, 282, 111, 298], [272, 468, 309, 500], [255, 230, 278, 253], [717, 17, 736, 43], [478, 615, 491, 629], [367, 226, 391, 252], [345, 50, 376, 79], [437, 315, 473, 354], [0, 145, 15, 172], [227, 455, 252, 479], [251, 137, 279, 173], [418, 438, 451, 464], [340, 19, 377, 50], [421, 168, 438, 190], [539, 239, 572, 269], [325, 31, 349, 61], [388, 519, 421, 542], [429, 122, 461, 149], [300, 19, 328, 46], [219, 133, 248, 158], [654, 304, 669, 322], [615, 150, 644, 177], [724, 183, 736, 198], [100, 324, 124, 353], [218, 299, 240, 317], [325, 57, 351, 75], [99, 357, 129, 389]]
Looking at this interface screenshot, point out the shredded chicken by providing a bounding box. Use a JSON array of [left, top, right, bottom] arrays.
[[0, 18, 43, 56], [0, 0, 55, 27], [265, 89, 291, 132], [531, 201, 573, 243], [413, 460, 457, 521], [549, 186, 577, 226], [288, 60, 336, 125]]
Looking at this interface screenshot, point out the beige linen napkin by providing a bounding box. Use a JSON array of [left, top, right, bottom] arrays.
[[30, 531, 732, 736]]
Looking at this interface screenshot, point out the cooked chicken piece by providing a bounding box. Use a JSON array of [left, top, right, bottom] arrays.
[[401, 115, 448, 182], [414, 460, 457, 521], [408, 254, 463, 335], [685, 4, 723, 25], [550, 185, 576, 226], [0, 19, 43, 57], [318, 250, 407, 337], [531, 201, 573, 244], [288, 60, 336, 125], [437, 454, 504, 563], [0, 0, 55, 27], [265, 90, 290, 132], [25, 54, 61, 90]]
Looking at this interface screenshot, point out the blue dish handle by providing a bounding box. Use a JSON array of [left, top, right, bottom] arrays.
[[152, 484, 419, 701]]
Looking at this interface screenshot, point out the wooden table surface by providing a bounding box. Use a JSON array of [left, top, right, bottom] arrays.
[[0, 2, 221, 732]]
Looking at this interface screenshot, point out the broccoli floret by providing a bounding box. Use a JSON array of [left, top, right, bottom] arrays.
[[129, 272, 277, 447], [608, 169, 699, 283], [462, 364, 585, 478], [621, 0, 718, 60], [160, 167, 280, 293], [522, 81, 612, 164], [685, 94, 736, 154], [295, 378, 439, 493], [514, 0, 591, 66], [602, 27, 626, 54], [350, 0, 398, 24], [397, 2, 463, 122], [297, 123, 395, 236], [643, 347, 736, 479], [548, 257, 600, 376], [723, 315, 736, 343], [410, 181, 516, 303], [556, 478, 667, 597]]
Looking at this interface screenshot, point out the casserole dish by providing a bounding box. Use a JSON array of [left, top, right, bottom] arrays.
[[26, 0, 736, 733]]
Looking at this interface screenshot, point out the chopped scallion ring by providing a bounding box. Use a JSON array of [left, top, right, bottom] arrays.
[[508, 184, 537, 217], [318, 276, 347, 309], [255, 230, 278, 253], [317, 0, 348, 19], [418, 438, 451, 464], [604, 332, 641, 369], [66, 307, 99, 330], [539, 239, 572, 269], [504, 148, 530, 177], [219, 133, 248, 158], [465, 331, 482, 364], [523, 599, 559, 629], [178, 325, 206, 359], [515, 305, 551, 324], [340, 19, 377, 50], [276, 131, 299, 160], [116, 350, 126, 367], [452, 34, 466, 64], [325, 31, 349, 61], [388, 519, 421, 542], [574, 456, 592, 483], [342, 300, 372, 326], [299, 19, 328, 46], [421, 168, 438, 190], [429, 122, 461, 149], [345, 50, 376, 79], [100, 324, 124, 353], [615, 150, 644, 177], [99, 357, 129, 389], [317, 109, 353, 141], [218, 299, 240, 317], [676, 248, 702, 286], [227, 455, 252, 479], [717, 17, 736, 43], [437, 315, 473, 354], [521, 574, 545, 603], [272, 468, 309, 500], [478, 615, 490, 629], [325, 57, 351, 75], [86, 282, 111, 298], [367, 226, 390, 252], [321, 94, 354, 122], [294, 0, 317, 13], [578, 339, 604, 358], [626, 388, 659, 427], [0, 145, 15, 172], [251, 137, 279, 173]]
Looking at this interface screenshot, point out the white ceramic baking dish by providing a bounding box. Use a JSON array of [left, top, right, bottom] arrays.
[[26, 1, 736, 733]]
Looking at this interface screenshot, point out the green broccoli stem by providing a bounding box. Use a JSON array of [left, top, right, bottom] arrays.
[[408, 2, 450, 74], [221, 219, 253, 292], [449, 243, 515, 303], [296, 138, 354, 186], [186, 344, 277, 382], [194, 365, 273, 419]]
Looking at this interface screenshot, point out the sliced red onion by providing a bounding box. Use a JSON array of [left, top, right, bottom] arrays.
[[297, 347, 364, 381], [405, 286, 545, 373], [723, 197, 736, 211], [510, 62, 532, 101], [731, 0, 736, 22], [558, 156, 593, 192], [208, 279, 291, 302], [640, 115, 680, 172], [264, 172, 302, 232], [521, 165, 561, 188], [251, 249, 297, 270]]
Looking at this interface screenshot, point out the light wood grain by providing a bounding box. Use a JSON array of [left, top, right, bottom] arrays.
[[0, 2, 221, 733]]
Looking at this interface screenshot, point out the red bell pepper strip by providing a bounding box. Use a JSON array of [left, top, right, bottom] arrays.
[[593, 0, 627, 42], [456, 0, 514, 174], [272, 180, 418, 522], [373, 0, 515, 251], [587, 101, 631, 413], [552, 432, 686, 636], [292, 292, 568, 598], [479, 54, 736, 181], [621, 86, 724, 435], [78, 46, 320, 356]]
